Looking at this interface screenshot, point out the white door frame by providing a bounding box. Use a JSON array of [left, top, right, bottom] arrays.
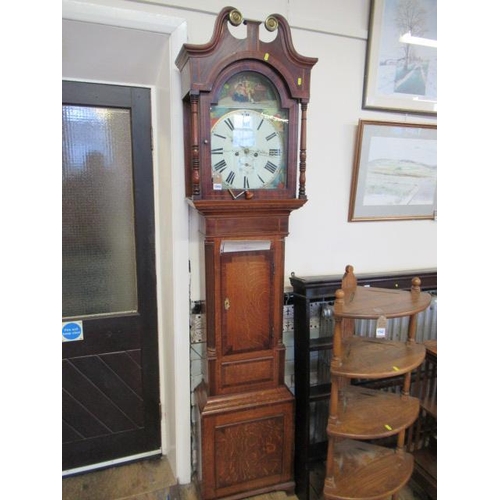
[[62, 0, 191, 484]]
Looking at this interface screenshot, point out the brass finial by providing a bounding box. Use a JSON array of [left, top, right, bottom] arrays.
[[228, 9, 243, 26], [264, 14, 279, 32]]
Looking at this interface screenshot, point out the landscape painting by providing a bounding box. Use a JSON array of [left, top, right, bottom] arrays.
[[348, 120, 437, 221]]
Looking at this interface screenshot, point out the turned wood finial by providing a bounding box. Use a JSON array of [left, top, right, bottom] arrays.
[[335, 288, 345, 304], [411, 277, 421, 292], [341, 264, 357, 293]]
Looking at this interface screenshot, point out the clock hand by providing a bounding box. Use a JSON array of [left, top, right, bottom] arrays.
[[228, 188, 245, 199]]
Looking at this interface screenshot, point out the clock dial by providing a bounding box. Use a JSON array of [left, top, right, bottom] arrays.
[[211, 109, 285, 190]]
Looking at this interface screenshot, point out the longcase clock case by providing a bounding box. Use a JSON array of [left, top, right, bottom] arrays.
[[175, 7, 317, 500]]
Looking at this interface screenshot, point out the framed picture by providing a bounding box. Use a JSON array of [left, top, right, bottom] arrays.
[[348, 120, 437, 221], [363, 0, 437, 115]]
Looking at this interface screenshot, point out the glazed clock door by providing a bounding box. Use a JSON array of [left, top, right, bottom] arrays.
[[204, 68, 298, 200], [218, 241, 279, 394]]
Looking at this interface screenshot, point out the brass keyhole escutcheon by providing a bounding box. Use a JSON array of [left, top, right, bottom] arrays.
[[224, 298, 230, 310]]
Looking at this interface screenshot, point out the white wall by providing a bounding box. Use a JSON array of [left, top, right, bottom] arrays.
[[287, 26, 437, 278], [62, 0, 437, 485], [159, 0, 437, 297]]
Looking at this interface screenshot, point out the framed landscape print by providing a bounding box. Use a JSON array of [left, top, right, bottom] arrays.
[[363, 0, 437, 115], [348, 120, 437, 221]]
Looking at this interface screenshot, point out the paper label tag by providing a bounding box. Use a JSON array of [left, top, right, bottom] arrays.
[[221, 240, 271, 253], [375, 315, 387, 338], [213, 173, 222, 190]]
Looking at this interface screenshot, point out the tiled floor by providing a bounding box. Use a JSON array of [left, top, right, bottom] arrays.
[[62, 455, 432, 500], [62, 456, 176, 500], [61, 457, 296, 500]]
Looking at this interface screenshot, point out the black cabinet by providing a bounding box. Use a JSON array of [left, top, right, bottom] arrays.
[[289, 270, 437, 500]]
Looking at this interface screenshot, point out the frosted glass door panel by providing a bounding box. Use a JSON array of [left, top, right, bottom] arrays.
[[62, 105, 138, 318]]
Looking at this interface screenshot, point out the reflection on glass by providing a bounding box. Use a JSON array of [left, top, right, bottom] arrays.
[[62, 105, 138, 318], [232, 113, 255, 148]]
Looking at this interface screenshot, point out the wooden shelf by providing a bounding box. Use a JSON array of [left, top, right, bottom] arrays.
[[290, 268, 437, 500], [331, 337, 426, 379], [334, 285, 431, 320], [323, 439, 414, 500], [324, 266, 432, 500], [327, 386, 420, 440]]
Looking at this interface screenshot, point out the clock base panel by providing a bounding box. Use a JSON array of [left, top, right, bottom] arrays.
[[194, 384, 295, 500]]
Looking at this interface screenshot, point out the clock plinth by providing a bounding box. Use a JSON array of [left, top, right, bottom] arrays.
[[177, 7, 317, 499], [194, 384, 295, 500]]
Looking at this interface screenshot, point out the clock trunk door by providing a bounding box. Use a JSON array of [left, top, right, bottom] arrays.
[[219, 245, 278, 394]]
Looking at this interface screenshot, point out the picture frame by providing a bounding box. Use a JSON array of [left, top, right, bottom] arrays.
[[363, 0, 437, 115], [348, 120, 437, 222]]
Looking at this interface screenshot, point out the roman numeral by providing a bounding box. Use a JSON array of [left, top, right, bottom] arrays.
[[213, 159, 227, 172], [224, 118, 234, 131], [226, 171, 236, 185], [265, 161, 278, 174], [211, 147, 224, 155], [244, 176, 250, 189], [257, 118, 264, 130], [258, 175, 265, 184], [266, 132, 277, 141], [269, 148, 281, 157], [214, 133, 226, 139]]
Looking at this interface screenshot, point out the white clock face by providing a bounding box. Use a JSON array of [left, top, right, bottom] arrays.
[[211, 109, 285, 190]]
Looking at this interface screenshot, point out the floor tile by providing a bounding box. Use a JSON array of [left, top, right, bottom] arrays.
[[62, 456, 175, 500]]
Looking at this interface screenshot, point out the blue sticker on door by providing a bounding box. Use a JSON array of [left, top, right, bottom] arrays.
[[62, 321, 84, 342]]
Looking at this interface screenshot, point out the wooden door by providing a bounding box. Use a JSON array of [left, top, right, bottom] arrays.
[[221, 249, 274, 355], [62, 81, 160, 472], [213, 241, 282, 395]]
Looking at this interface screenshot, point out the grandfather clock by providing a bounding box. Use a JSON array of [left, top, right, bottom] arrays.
[[175, 7, 317, 499]]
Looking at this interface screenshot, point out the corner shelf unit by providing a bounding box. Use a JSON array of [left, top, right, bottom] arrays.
[[324, 265, 431, 500], [289, 268, 437, 500]]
